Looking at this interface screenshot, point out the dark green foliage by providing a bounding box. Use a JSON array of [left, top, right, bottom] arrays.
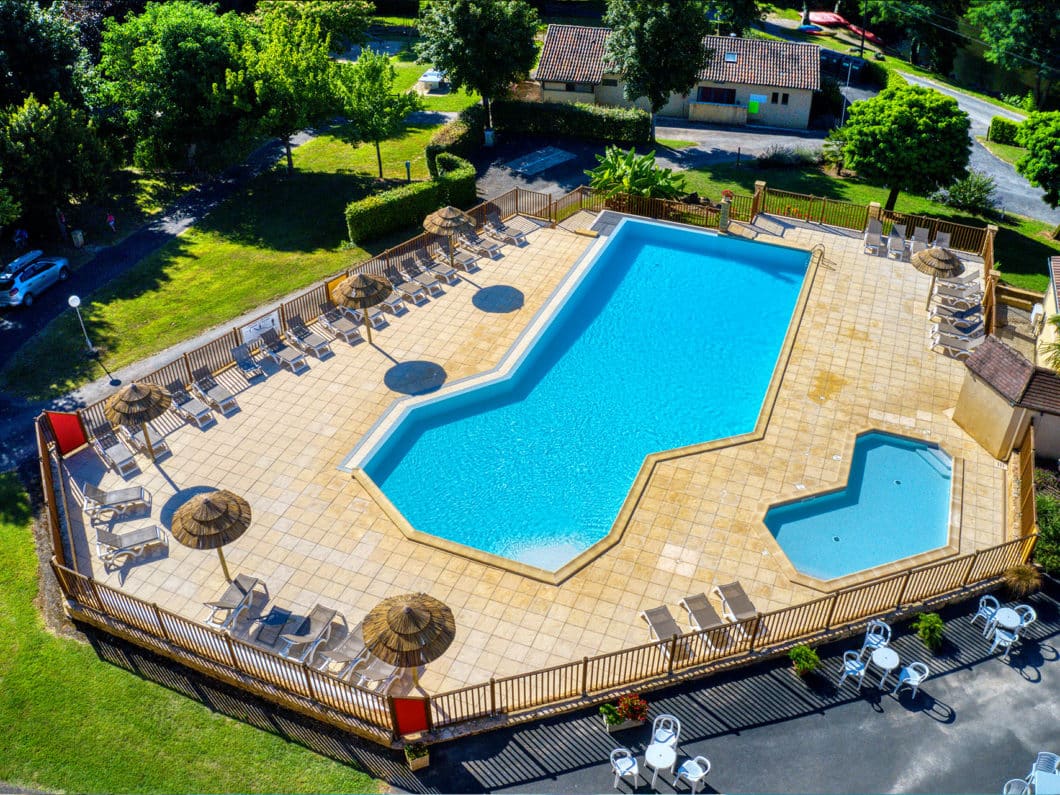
[[931, 170, 998, 215], [859, 60, 891, 90], [490, 100, 651, 144], [863, 0, 968, 74], [255, 1, 372, 48], [811, 75, 844, 120], [756, 146, 821, 169], [968, 0, 1059, 107], [434, 152, 476, 207], [373, 0, 419, 15], [988, 117, 1022, 145], [0, 0, 88, 108], [702, 0, 761, 36], [912, 612, 945, 652], [586, 146, 686, 198], [425, 104, 485, 176], [344, 180, 439, 242], [1035, 492, 1060, 574], [1016, 112, 1060, 208], [788, 644, 821, 676]]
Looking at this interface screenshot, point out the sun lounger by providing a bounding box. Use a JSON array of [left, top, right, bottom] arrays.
[[285, 315, 333, 358], [231, 343, 264, 380], [932, 281, 983, 302], [933, 231, 951, 248], [278, 604, 341, 662], [315, 621, 367, 679], [641, 605, 693, 662], [679, 593, 731, 650], [886, 229, 907, 259], [83, 482, 151, 522], [414, 250, 459, 285], [355, 653, 400, 691], [89, 424, 139, 476], [450, 248, 481, 272], [398, 257, 444, 296], [317, 304, 363, 344], [713, 581, 758, 623], [118, 421, 171, 458], [485, 211, 528, 246], [863, 229, 884, 255], [260, 329, 310, 374], [930, 290, 982, 312], [459, 230, 503, 259], [95, 524, 166, 570], [384, 268, 429, 305], [205, 573, 265, 631], [340, 304, 387, 329], [191, 368, 239, 414], [930, 303, 981, 323], [931, 329, 985, 360], [938, 270, 979, 287], [932, 314, 983, 336], [166, 381, 214, 429]]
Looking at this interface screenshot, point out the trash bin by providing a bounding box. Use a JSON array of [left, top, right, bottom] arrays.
[[71, 229, 84, 248], [484, 129, 495, 147]]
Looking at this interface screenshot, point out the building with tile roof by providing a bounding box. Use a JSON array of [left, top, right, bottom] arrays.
[[532, 25, 821, 129]]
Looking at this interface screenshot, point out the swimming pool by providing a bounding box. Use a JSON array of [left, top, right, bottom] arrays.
[[354, 218, 811, 570], [764, 432, 952, 581]]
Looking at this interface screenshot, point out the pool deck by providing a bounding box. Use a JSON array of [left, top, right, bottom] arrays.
[[60, 213, 1007, 696]]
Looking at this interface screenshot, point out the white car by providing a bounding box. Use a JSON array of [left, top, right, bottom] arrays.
[[0, 250, 70, 307]]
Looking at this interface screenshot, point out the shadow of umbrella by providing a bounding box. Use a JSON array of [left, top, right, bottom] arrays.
[[472, 285, 524, 313], [104, 382, 171, 462], [384, 361, 447, 395]]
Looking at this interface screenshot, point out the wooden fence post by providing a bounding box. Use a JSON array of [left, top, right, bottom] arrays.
[[581, 657, 589, 696], [960, 553, 978, 586], [303, 662, 316, 700], [894, 571, 913, 609], [387, 695, 401, 742], [153, 604, 169, 643], [750, 180, 767, 221], [490, 677, 497, 715], [223, 633, 239, 668], [748, 617, 761, 652], [667, 635, 678, 674]]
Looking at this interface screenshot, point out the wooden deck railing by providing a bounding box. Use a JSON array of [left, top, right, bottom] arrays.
[[1018, 423, 1037, 538]]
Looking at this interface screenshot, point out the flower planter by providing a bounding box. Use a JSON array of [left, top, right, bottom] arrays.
[[603, 717, 645, 734], [406, 751, 429, 771]]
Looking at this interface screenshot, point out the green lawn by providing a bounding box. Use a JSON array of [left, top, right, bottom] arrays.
[[977, 136, 1027, 166], [683, 162, 1060, 292], [0, 122, 444, 401], [0, 472, 378, 794]]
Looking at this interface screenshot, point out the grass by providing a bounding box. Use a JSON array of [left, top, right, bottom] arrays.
[[0, 121, 444, 400], [0, 471, 378, 793], [683, 161, 1060, 292], [977, 136, 1027, 166], [655, 138, 697, 150]]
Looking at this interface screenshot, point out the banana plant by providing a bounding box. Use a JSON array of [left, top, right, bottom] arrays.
[[585, 146, 686, 199]]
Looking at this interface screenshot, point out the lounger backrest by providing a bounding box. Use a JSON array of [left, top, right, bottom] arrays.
[[166, 381, 193, 404], [96, 528, 122, 548], [83, 482, 105, 503], [192, 367, 216, 388], [287, 315, 309, 334], [644, 606, 681, 638], [261, 329, 283, 349], [232, 343, 250, 360]]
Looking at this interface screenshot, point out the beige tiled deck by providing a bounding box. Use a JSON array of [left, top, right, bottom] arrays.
[[62, 216, 1005, 695]]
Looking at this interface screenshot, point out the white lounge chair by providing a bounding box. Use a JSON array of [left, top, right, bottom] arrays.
[[930, 302, 982, 323], [355, 653, 400, 691], [932, 230, 951, 248], [384, 267, 429, 305], [260, 329, 310, 374], [886, 223, 907, 259], [414, 250, 460, 285], [713, 581, 758, 623], [911, 226, 930, 252], [459, 230, 503, 259], [932, 315, 983, 337], [285, 315, 333, 358], [679, 593, 730, 649], [399, 258, 444, 296], [167, 381, 215, 428], [641, 605, 691, 661], [95, 524, 166, 570], [192, 368, 239, 413], [485, 211, 528, 246], [231, 343, 264, 380], [277, 604, 342, 663], [205, 574, 265, 631], [931, 329, 985, 359], [864, 229, 885, 255], [118, 421, 171, 459], [317, 305, 363, 344], [931, 290, 982, 313], [341, 304, 387, 329], [89, 424, 139, 476], [83, 482, 152, 522], [315, 622, 367, 679], [450, 248, 481, 272]]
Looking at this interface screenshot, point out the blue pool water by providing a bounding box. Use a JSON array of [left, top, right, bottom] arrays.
[[764, 432, 952, 580], [362, 218, 810, 569]]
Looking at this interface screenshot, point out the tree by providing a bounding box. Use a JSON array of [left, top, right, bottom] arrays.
[[862, 0, 968, 74], [0, 172, 19, 229], [1016, 112, 1060, 209], [603, 0, 713, 138], [99, 1, 254, 172], [840, 84, 970, 211], [237, 11, 337, 175], [703, 0, 761, 36], [967, 0, 1059, 108], [336, 49, 423, 179], [586, 146, 686, 199], [416, 0, 538, 133], [0, 0, 89, 108], [0, 95, 110, 222], [255, 1, 372, 50], [60, 0, 147, 60]]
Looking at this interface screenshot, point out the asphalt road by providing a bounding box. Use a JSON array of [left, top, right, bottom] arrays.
[[899, 73, 1060, 225]]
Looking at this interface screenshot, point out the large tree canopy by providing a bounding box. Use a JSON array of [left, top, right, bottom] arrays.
[[840, 83, 970, 211], [967, 0, 1059, 107], [603, 0, 712, 134], [1016, 112, 1060, 209], [863, 0, 968, 74], [255, 0, 372, 49], [99, 0, 253, 172], [703, 0, 761, 36], [336, 49, 423, 179], [416, 0, 538, 131], [0, 0, 89, 108]]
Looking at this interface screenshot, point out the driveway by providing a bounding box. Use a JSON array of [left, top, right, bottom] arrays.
[[897, 74, 1060, 225]]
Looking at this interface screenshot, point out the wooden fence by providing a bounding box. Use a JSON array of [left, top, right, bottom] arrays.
[[1018, 423, 1037, 538]]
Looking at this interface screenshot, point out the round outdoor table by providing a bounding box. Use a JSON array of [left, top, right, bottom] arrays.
[[870, 646, 900, 688], [993, 607, 1020, 631], [645, 743, 677, 789]]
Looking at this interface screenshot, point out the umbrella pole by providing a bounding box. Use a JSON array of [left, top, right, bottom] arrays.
[[926, 275, 936, 310], [364, 311, 373, 344], [142, 420, 156, 462], [412, 666, 420, 686], [448, 235, 455, 269], [217, 547, 232, 582]]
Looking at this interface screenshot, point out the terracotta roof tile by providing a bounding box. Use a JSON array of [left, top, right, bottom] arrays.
[[1020, 368, 1060, 414], [533, 24, 609, 84], [964, 336, 1034, 404]]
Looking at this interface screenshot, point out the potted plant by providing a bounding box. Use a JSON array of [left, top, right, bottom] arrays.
[[600, 693, 649, 733], [404, 742, 429, 771], [912, 612, 945, 653], [1003, 564, 1041, 598], [788, 644, 821, 677]]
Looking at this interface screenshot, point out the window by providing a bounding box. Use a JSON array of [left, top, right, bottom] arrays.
[[697, 86, 736, 104], [782, 93, 789, 105], [723, 52, 737, 63], [601, 78, 618, 87], [771, 92, 779, 104]]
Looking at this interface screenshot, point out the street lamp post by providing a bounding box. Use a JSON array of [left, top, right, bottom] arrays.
[[68, 295, 94, 352]]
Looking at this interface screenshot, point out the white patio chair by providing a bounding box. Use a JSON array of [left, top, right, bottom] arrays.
[[933, 230, 951, 248], [676, 755, 711, 794], [859, 619, 891, 659], [1003, 778, 1030, 794], [652, 713, 681, 748], [970, 594, 1000, 635], [838, 650, 867, 690], [1029, 751, 1060, 779], [891, 661, 930, 699], [609, 747, 638, 790], [989, 626, 1018, 657], [1014, 604, 1037, 636]]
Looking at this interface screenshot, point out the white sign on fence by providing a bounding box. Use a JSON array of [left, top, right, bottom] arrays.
[[239, 310, 280, 345]]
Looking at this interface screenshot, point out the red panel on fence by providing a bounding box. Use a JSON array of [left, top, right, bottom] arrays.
[[393, 697, 430, 735], [45, 411, 87, 456]]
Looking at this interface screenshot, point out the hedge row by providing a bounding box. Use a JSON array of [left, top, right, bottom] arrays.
[[426, 104, 485, 177], [491, 99, 651, 144], [435, 152, 477, 207], [345, 181, 439, 243], [988, 116, 1022, 145]]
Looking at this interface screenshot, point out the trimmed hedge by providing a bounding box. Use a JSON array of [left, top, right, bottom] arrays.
[[491, 99, 651, 144], [345, 180, 439, 243], [988, 116, 1021, 145], [426, 104, 486, 177], [435, 152, 477, 207]]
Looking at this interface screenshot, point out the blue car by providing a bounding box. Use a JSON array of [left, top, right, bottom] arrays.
[[0, 250, 70, 307]]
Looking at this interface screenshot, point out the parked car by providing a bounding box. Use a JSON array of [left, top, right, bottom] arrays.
[[0, 250, 70, 307]]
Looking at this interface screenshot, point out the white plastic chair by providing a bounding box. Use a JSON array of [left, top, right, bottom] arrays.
[[676, 756, 711, 794], [838, 650, 867, 690], [933, 230, 951, 249], [859, 619, 891, 659], [1029, 751, 1060, 778], [652, 713, 681, 747], [1003, 778, 1030, 794], [989, 626, 1018, 657], [610, 747, 639, 790], [971, 594, 1000, 635], [1014, 604, 1037, 636], [891, 661, 930, 699]]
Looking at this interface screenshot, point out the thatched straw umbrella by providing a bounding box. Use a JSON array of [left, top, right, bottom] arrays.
[[333, 273, 392, 344], [363, 592, 455, 687], [911, 246, 965, 309], [423, 206, 474, 269], [171, 489, 251, 583], [104, 381, 171, 462]]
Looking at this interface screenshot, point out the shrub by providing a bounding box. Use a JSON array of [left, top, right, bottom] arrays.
[[1004, 563, 1043, 596], [616, 693, 648, 722], [586, 146, 686, 198], [988, 116, 1022, 145], [425, 104, 486, 177], [912, 612, 945, 652], [434, 152, 477, 207], [490, 99, 651, 144], [756, 145, 822, 168], [403, 741, 428, 761], [1001, 91, 1036, 112], [930, 170, 998, 215], [788, 644, 821, 676], [1034, 492, 1060, 574], [860, 59, 892, 90], [345, 180, 440, 242], [599, 702, 622, 725]]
